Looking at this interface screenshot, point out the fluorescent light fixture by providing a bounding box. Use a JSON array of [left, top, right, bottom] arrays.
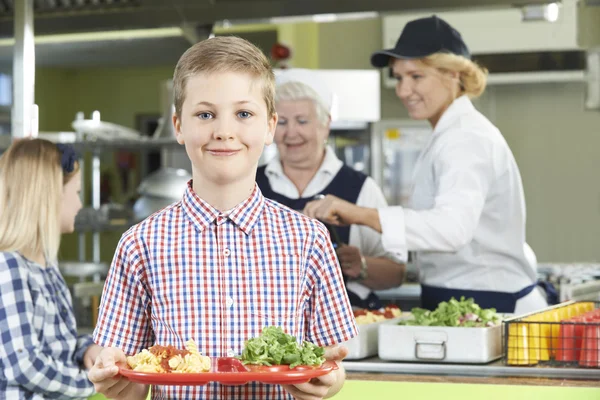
[[0, 27, 183, 47], [545, 2, 560, 22], [312, 14, 338, 23], [522, 2, 560, 22], [269, 11, 378, 24]]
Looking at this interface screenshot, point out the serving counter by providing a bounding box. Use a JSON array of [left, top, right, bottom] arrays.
[[338, 356, 600, 400]]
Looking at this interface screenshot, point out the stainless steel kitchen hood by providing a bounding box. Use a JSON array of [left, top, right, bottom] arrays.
[[0, 0, 555, 37]]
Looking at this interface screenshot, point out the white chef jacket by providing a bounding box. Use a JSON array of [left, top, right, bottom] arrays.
[[264, 146, 403, 298], [378, 95, 546, 313]]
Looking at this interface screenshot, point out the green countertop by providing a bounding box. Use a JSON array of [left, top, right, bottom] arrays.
[[88, 380, 600, 400]]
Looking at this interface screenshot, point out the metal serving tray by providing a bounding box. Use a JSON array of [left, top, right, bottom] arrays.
[[345, 318, 403, 360], [378, 319, 502, 364]]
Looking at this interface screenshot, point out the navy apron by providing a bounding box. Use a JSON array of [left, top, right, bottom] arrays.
[[256, 165, 383, 310], [420, 281, 557, 313]]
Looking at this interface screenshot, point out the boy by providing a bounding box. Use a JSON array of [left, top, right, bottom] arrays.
[[88, 36, 357, 400]]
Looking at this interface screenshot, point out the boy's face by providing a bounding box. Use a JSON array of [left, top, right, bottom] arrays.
[[173, 71, 276, 186]]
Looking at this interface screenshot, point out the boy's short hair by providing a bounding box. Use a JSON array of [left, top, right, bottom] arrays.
[[173, 36, 275, 118]]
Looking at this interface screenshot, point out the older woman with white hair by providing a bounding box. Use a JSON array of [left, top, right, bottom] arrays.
[[256, 69, 405, 310]]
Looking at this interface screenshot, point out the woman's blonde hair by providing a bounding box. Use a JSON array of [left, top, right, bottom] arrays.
[[275, 81, 330, 126], [420, 53, 489, 99], [0, 139, 80, 264]]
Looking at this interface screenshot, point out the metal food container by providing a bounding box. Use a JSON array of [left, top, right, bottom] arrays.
[[378, 319, 502, 364], [345, 318, 403, 360]]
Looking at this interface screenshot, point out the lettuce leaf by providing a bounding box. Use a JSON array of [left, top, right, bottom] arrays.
[[399, 297, 501, 327], [240, 326, 325, 368]]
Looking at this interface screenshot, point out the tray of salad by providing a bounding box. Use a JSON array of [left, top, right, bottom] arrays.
[[345, 306, 403, 360], [118, 327, 336, 386], [378, 297, 503, 364]]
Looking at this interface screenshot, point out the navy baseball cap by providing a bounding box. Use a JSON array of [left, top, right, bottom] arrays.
[[371, 15, 471, 68]]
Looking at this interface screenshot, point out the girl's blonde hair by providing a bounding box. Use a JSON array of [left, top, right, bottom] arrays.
[[0, 139, 80, 264], [420, 52, 489, 99]]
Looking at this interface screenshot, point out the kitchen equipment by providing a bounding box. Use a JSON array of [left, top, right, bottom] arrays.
[[59, 261, 108, 279], [133, 167, 191, 220], [72, 111, 140, 141], [58, 262, 108, 331], [370, 119, 432, 206], [378, 319, 502, 364], [503, 301, 600, 368], [75, 203, 133, 231], [346, 318, 403, 360]]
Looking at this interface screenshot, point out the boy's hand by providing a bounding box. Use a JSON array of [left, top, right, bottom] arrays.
[[281, 345, 348, 400], [88, 347, 148, 400], [83, 344, 103, 370]]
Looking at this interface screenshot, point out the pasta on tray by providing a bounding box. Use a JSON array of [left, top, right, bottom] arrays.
[[126, 340, 211, 373]]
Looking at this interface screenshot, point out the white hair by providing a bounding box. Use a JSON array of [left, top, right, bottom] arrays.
[[275, 81, 330, 126]]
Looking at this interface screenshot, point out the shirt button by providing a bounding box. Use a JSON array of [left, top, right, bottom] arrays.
[[223, 248, 231, 257], [227, 349, 235, 357], [226, 297, 234, 308]]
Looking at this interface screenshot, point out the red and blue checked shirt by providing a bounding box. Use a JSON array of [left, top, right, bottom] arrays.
[[93, 182, 358, 400]]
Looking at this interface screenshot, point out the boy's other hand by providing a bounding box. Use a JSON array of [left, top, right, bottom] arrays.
[[83, 344, 103, 370], [281, 345, 349, 400], [88, 347, 148, 400]]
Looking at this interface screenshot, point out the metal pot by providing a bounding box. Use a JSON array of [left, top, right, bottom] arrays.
[[133, 167, 191, 220]]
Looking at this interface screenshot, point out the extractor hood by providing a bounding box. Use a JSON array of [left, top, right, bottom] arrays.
[[0, 0, 557, 37], [382, 0, 600, 88]]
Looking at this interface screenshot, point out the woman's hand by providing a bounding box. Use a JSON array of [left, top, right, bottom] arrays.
[[87, 347, 148, 400], [281, 345, 348, 400], [303, 195, 359, 226], [303, 194, 381, 232]]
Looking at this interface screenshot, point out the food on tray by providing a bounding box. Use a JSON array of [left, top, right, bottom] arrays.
[[399, 297, 501, 327], [126, 339, 211, 373], [353, 305, 402, 324], [239, 326, 325, 368]]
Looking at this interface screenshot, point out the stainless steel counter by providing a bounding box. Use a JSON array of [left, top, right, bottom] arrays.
[[343, 357, 600, 380]]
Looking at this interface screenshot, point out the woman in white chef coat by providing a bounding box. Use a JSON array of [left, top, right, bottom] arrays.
[[256, 68, 405, 310], [303, 16, 549, 314]]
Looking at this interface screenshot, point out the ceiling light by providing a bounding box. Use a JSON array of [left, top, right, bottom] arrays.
[[0, 27, 183, 47], [521, 2, 561, 22], [269, 11, 378, 25]]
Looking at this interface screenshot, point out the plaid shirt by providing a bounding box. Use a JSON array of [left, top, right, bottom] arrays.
[[0, 252, 95, 400], [93, 182, 357, 400]]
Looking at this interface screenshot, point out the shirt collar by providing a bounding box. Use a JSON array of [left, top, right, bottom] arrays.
[[181, 180, 265, 235], [264, 145, 342, 178], [434, 95, 475, 134]]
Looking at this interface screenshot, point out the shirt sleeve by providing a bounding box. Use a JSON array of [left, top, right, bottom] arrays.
[[305, 222, 358, 347], [379, 135, 494, 256], [0, 257, 95, 399], [352, 177, 404, 263], [73, 335, 95, 366], [93, 230, 154, 354]]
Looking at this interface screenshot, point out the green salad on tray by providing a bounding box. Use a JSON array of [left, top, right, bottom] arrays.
[[399, 297, 501, 327], [239, 326, 325, 368]]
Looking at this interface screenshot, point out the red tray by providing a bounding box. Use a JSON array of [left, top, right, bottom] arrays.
[[118, 357, 337, 386]]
